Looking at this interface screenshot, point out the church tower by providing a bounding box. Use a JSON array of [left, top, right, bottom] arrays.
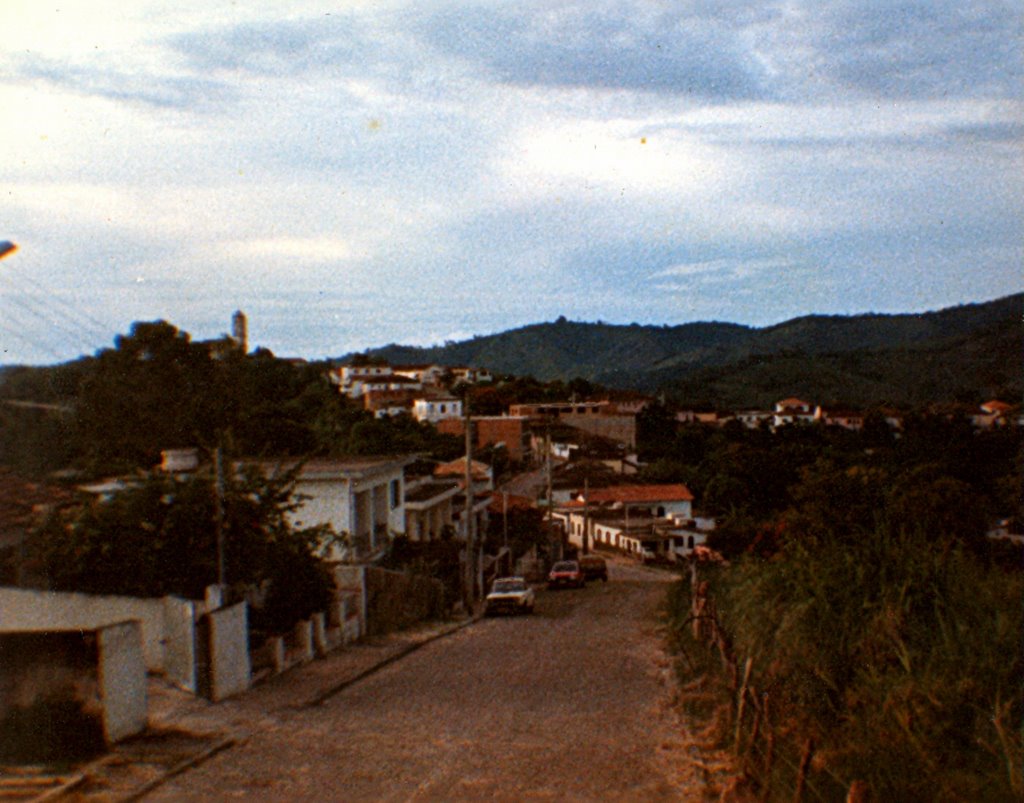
[[231, 310, 248, 354]]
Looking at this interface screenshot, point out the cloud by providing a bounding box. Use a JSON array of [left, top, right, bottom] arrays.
[[218, 236, 362, 263], [420, 3, 773, 99], [651, 257, 793, 281], [497, 119, 727, 195], [168, 15, 378, 77], [12, 56, 235, 110], [803, 1, 1023, 101]]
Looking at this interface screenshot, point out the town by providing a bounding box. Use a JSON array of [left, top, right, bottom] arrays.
[[0, 305, 1020, 800]]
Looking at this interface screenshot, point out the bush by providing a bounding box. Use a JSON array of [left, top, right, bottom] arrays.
[[672, 523, 1023, 800]]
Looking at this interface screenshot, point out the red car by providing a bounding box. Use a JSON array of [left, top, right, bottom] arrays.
[[547, 560, 586, 589]]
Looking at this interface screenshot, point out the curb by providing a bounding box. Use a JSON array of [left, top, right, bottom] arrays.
[[304, 614, 482, 708], [118, 736, 238, 802]]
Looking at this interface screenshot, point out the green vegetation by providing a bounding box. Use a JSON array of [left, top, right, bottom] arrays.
[[26, 462, 334, 636], [0, 319, 461, 478], [351, 293, 1021, 406], [661, 410, 1022, 799]]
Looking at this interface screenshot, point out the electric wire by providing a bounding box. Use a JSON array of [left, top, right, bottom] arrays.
[[0, 260, 114, 344]]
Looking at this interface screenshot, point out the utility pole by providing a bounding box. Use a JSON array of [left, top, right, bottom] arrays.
[[582, 477, 590, 555], [463, 394, 475, 609], [545, 425, 554, 558], [502, 489, 509, 572], [215, 443, 226, 589]]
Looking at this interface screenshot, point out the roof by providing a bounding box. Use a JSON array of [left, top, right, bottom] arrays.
[[582, 484, 694, 504], [487, 492, 535, 513], [350, 373, 421, 384], [241, 456, 415, 480], [982, 400, 1013, 413], [777, 397, 810, 407], [434, 456, 492, 480], [404, 479, 461, 504]]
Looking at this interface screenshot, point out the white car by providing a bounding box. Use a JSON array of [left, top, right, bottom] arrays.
[[485, 577, 535, 616]]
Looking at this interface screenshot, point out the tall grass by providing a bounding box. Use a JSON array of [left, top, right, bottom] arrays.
[[671, 527, 1023, 800]]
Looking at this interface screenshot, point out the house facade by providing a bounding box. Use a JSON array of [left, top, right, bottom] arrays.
[[412, 397, 463, 424], [403, 478, 460, 542], [436, 416, 531, 462], [247, 456, 415, 561]]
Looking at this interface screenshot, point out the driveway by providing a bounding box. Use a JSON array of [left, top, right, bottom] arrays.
[[146, 560, 702, 801]]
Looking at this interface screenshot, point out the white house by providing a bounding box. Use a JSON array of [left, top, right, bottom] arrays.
[[735, 410, 773, 429], [404, 478, 460, 541], [773, 397, 815, 428], [393, 364, 447, 386], [246, 456, 415, 561], [412, 397, 463, 424], [575, 483, 694, 521]]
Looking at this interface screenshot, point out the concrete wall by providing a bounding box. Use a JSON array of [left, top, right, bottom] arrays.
[[206, 602, 251, 702], [0, 624, 147, 761], [334, 564, 368, 636], [162, 596, 197, 692], [97, 620, 148, 742], [364, 566, 445, 636], [0, 631, 103, 762], [561, 414, 637, 449], [0, 586, 195, 672]]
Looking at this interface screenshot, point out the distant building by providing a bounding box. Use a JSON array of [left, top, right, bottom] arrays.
[[231, 310, 248, 354], [773, 398, 815, 428], [436, 416, 531, 462], [412, 397, 463, 424]]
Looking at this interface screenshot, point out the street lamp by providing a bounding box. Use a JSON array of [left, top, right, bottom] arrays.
[[0, 241, 17, 260]]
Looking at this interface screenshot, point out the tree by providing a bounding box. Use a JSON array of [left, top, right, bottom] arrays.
[[76, 321, 223, 470], [26, 463, 333, 634]]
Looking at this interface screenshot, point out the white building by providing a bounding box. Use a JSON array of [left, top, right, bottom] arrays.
[[245, 456, 415, 561], [412, 397, 463, 424], [404, 478, 460, 542]]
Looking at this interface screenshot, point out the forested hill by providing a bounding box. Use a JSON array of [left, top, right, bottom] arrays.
[[351, 293, 1022, 404]]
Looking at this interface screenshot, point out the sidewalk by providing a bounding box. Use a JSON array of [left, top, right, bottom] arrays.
[[42, 615, 478, 801]]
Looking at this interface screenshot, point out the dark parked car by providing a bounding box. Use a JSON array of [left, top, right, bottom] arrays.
[[547, 560, 585, 589], [578, 554, 608, 582]]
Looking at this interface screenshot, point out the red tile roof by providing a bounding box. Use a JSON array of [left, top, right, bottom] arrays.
[[583, 484, 694, 503]]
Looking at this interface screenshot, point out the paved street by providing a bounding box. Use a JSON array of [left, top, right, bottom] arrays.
[[147, 561, 701, 801]]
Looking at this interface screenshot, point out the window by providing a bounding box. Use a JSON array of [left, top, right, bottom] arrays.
[[389, 478, 401, 509]]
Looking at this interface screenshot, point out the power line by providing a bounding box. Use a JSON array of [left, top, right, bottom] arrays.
[[0, 320, 68, 362], [0, 260, 116, 345]]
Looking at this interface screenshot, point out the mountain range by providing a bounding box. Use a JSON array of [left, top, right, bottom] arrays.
[[347, 293, 1022, 408]]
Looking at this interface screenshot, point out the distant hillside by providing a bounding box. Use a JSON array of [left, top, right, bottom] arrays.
[[348, 294, 1021, 407], [661, 316, 1020, 409], [353, 318, 752, 382]]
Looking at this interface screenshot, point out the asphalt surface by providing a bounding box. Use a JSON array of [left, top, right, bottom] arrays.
[[146, 560, 701, 801]]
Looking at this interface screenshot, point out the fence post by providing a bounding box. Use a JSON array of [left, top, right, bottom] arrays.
[[793, 737, 815, 803], [734, 656, 754, 752], [761, 693, 774, 803], [747, 690, 763, 769]]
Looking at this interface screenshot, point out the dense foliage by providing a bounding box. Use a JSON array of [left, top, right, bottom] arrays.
[[659, 408, 1022, 799], [26, 463, 334, 635], [0, 320, 461, 478]]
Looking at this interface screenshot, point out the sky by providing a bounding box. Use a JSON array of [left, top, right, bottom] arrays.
[[1, 1, 1021, 364]]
